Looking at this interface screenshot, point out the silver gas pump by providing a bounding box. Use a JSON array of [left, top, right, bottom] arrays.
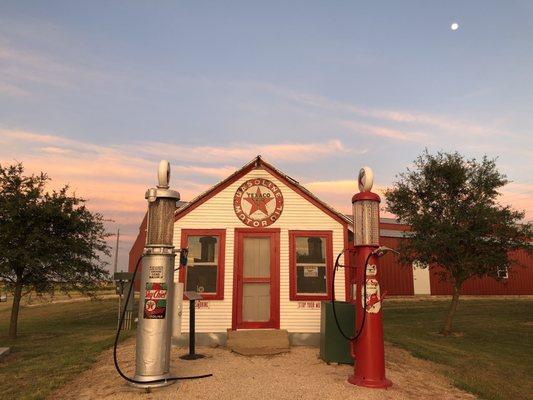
[[113, 160, 212, 389], [133, 160, 180, 388]]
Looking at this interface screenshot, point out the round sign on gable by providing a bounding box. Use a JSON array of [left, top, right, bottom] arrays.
[[234, 178, 284, 227], [358, 166, 374, 192]]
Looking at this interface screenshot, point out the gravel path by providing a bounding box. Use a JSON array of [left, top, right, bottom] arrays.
[[50, 340, 474, 400]]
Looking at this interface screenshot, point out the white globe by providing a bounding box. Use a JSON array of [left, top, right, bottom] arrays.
[[451, 22, 459, 31]]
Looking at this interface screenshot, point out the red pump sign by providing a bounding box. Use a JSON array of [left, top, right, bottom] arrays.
[[144, 282, 168, 319]]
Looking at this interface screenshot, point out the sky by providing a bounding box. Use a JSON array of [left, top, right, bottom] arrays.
[[1, 1, 532, 272]]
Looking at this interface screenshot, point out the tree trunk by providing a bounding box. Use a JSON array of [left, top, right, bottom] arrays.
[[8, 279, 23, 339], [442, 283, 461, 335]]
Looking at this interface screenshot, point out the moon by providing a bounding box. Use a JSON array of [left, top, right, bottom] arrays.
[[451, 22, 459, 31]]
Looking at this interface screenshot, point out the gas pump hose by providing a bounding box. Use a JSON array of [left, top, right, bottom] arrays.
[[330, 250, 373, 341], [113, 256, 213, 385]]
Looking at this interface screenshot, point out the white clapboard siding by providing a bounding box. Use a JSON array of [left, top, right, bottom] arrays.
[[174, 168, 346, 333]]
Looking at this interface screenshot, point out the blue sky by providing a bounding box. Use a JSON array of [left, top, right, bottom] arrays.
[[1, 1, 532, 270]]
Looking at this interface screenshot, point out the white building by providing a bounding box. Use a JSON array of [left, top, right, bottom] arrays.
[[129, 156, 428, 345]]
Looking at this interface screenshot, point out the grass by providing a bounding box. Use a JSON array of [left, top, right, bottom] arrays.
[[0, 296, 134, 400], [383, 298, 533, 400], [0, 296, 531, 400]]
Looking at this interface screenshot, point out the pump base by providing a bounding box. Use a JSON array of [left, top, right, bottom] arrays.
[[348, 374, 392, 389], [180, 353, 206, 360], [128, 373, 178, 389]]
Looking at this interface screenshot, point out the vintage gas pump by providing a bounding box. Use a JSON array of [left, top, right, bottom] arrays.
[[331, 167, 396, 388], [348, 166, 392, 388], [132, 159, 180, 388], [113, 160, 212, 388]]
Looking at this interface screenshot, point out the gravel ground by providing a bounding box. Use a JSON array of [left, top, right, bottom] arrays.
[[50, 340, 475, 400]]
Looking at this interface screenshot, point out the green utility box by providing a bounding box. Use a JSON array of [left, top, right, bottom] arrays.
[[319, 301, 355, 365]]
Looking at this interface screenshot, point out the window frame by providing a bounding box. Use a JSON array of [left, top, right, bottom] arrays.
[[179, 229, 226, 300], [289, 230, 333, 301], [497, 265, 509, 279]]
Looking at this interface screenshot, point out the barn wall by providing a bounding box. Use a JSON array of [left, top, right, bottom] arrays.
[[429, 248, 533, 295], [175, 167, 346, 334], [378, 236, 414, 296]]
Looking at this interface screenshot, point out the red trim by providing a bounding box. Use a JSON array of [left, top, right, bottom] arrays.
[[232, 228, 280, 330], [179, 229, 226, 300], [175, 157, 349, 229], [288, 230, 334, 301], [352, 191, 381, 203]]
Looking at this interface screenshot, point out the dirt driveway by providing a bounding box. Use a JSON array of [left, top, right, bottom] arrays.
[[50, 340, 474, 400]]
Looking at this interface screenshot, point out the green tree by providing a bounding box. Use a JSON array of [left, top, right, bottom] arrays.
[[385, 151, 531, 334], [0, 163, 110, 339]]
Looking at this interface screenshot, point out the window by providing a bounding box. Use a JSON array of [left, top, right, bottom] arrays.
[[412, 260, 429, 269], [289, 231, 333, 301], [497, 265, 508, 279], [179, 229, 225, 300]]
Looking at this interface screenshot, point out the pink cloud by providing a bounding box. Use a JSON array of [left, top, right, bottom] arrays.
[[0, 128, 353, 271], [303, 179, 393, 217], [280, 87, 508, 139], [133, 139, 356, 164], [304, 179, 532, 221], [339, 120, 427, 142], [499, 182, 533, 221]]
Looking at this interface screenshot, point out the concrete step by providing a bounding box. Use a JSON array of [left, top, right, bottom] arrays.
[[227, 329, 290, 356]]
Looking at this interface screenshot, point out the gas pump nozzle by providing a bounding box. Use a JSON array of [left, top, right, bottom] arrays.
[[371, 246, 399, 258]]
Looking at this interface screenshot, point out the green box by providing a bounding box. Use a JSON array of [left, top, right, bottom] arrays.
[[319, 301, 355, 365]]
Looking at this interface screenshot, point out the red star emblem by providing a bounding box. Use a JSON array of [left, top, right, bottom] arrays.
[[244, 187, 273, 215]]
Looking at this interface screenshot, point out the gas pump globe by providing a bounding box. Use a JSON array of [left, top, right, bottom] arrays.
[[353, 166, 380, 246]]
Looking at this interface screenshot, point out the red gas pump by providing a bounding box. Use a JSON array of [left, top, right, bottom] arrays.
[[350, 166, 393, 388], [331, 167, 395, 389]]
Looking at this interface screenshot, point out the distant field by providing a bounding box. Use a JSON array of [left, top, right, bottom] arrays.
[[0, 296, 134, 400], [0, 287, 116, 309], [384, 298, 533, 400]]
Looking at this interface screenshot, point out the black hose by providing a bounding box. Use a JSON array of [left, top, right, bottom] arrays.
[[330, 250, 373, 342], [113, 255, 213, 385]]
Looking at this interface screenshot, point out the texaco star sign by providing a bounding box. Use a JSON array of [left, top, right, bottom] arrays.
[[234, 178, 284, 227]]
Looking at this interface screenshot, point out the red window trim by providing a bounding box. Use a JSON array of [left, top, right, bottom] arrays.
[[179, 229, 226, 300], [289, 230, 333, 301]]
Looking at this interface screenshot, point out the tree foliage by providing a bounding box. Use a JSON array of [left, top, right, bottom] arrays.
[[385, 151, 531, 333], [0, 163, 110, 338]]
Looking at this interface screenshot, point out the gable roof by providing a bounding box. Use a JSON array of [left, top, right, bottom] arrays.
[[175, 155, 351, 226]]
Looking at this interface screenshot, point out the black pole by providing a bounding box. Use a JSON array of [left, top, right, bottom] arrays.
[[180, 297, 205, 360], [189, 299, 196, 356]]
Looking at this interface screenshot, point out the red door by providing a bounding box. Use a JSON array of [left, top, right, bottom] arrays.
[[233, 228, 280, 329]]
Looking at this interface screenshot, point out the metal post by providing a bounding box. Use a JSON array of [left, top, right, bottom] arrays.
[[115, 273, 134, 331], [189, 300, 196, 356], [117, 291, 122, 330], [180, 292, 205, 360], [113, 228, 120, 274]]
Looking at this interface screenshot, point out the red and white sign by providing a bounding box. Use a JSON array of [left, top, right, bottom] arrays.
[[145, 288, 167, 300], [362, 278, 381, 313], [297, 301, 322, 309], [233, 178, 284, 227]]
